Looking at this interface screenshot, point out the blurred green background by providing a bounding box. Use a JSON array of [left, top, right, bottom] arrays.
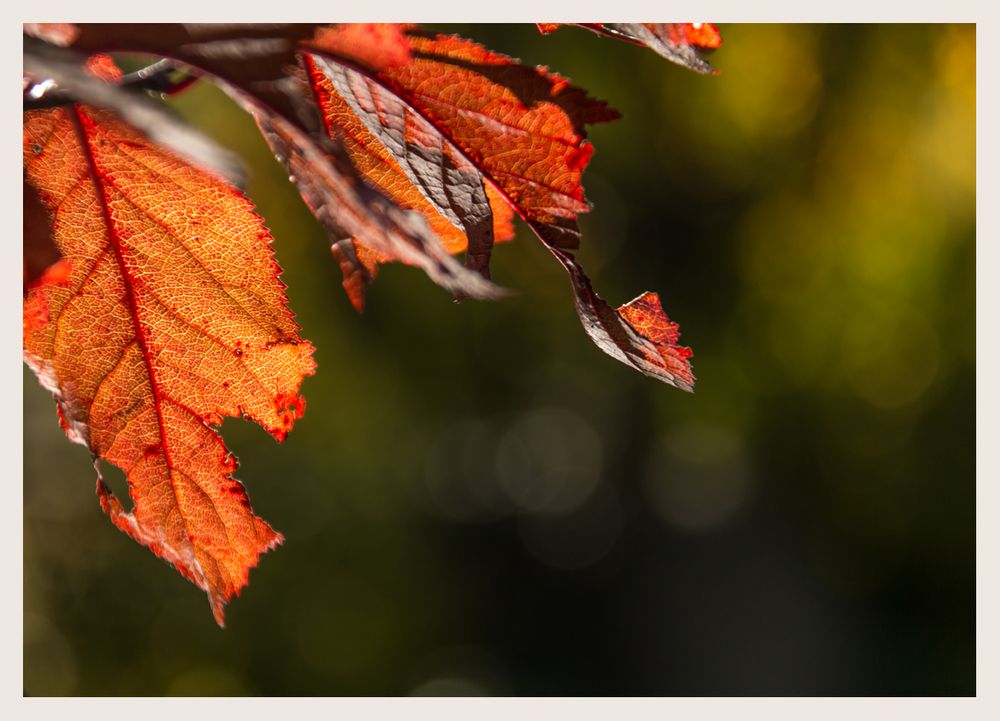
[[23, 24, 975, 696]]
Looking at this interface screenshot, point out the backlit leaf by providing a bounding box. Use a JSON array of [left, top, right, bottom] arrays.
[[24, 99, 316, 626], [303, 52, 515, 307]]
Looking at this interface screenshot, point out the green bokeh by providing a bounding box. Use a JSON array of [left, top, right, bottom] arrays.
[[24, 24, 974, 695]]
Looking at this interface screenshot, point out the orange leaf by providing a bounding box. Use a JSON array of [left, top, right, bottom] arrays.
[[617, 292, 695, 389], [23, 102, 316, 626], [304, 52, 515, 308], [356, 30, 621, 250]]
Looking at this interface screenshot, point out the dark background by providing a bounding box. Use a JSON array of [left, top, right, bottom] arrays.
[[23, 24, 975, 695]]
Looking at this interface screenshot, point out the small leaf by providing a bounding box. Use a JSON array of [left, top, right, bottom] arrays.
[[546, 246, 694, 391]]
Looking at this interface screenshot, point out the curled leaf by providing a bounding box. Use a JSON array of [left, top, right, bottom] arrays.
[[547, 245, 694, 391], [304, 52, 515, 305]]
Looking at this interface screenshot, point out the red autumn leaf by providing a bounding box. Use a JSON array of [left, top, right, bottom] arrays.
[[23, 87, 316, 624], [538, 23, 723, 74], [613, 291, 695, 389], [303, 51, 515, 308], [346, 29, 622, 250]]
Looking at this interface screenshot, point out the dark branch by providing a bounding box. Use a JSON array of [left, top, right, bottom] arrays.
[[24, 58, 199, 111]]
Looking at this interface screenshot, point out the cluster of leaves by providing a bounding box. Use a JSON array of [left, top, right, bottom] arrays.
[[22, 23, 719, 625]]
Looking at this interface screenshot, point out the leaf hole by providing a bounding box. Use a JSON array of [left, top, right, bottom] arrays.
[[95, 459, 130, 506]]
